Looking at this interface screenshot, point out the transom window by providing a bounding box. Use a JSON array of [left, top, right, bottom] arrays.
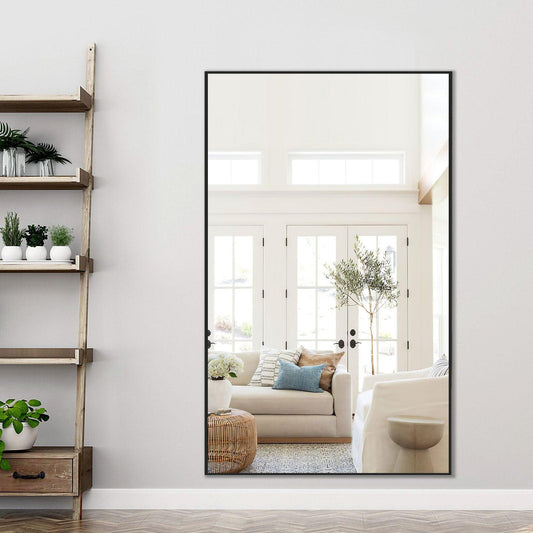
[[208, 152, 261, 185], [289, 152, 405, 185]]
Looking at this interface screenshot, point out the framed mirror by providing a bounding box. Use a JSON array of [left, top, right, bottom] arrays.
[[206, 72, 451, 475]]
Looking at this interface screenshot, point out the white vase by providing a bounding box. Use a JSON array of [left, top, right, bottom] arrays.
[[26, 245, 47, 261], [1, 246, 23, 261], [1, 422, 39, 451], [2, 148, 16, 176], [15, 148, 26, 177], [208, 379, 232, 413], [50, 245, 72, 261], [39, 159, 54, 177]]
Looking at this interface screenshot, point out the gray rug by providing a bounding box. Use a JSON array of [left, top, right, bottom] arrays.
[[239, 443, 356, 474]]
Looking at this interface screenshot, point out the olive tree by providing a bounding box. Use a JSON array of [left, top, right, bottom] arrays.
[[325, 236, 399, 375]]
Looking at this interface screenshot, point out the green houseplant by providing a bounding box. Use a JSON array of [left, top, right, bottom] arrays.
[[325, 236, 399, 375], [0, 399, 49, 471], [0, 212, 24, 261], [23, 224, 48, 261], [26, 142, 71, 177], [0, 122, 33, 177], [50, 225, 75, 261]]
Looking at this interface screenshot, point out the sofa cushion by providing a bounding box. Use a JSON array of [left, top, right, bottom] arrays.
[[355, 389, 374, 421], [231, 385, 333, 415], [428, 356, 449, 377], [250, 349, 301, 387], [298, 346, 344, 392]]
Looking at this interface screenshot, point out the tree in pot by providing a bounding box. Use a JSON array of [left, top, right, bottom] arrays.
[[49, 225, 75, 261], [207, 353, 244, 413], [0, 399, 49, 471], [25, 142, 71, 177], [325, 236, 399, 376], [0, 212, 24, 261], [0, 122, 33, 177], [23, 224, 48, 261]]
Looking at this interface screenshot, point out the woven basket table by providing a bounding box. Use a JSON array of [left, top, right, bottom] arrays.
[[208, 409, 257, 474]]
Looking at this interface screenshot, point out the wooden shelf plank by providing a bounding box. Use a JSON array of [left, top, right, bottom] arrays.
[[0, 255, 92, 273], [0, 87, 92, 112], [2, 447, 85, 460], [0, 169, 91, 190], [0, 348, 93, 365]]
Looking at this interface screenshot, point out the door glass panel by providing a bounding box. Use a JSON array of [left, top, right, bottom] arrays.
[[378, 341, 397, 374], [214, 236, 233, 286], [297, 288, 316, 339], [297, 236, 316, 286], [317, 288, 336, 338], [317, 236, 336, 286], [234, 236, 253, 286], [234, 289, 253, 340], [214, 288, 232, 340]]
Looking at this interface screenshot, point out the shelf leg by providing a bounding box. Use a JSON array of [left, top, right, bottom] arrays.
[[73, 495, 83, 520]]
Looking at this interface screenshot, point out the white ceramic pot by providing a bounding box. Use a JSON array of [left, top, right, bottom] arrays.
[[1, 422, 39, 451], [50, 246, 72, 261], [208, 378, 232, 413], [25, 245, 47, 261], [1, 246, 23, 261]]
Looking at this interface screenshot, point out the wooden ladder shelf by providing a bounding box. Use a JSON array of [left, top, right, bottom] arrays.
[[0, 44, 96, 520]]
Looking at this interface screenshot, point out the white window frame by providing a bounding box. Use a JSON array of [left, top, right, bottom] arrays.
[[288, 152, 405, 186], [208, 152, 262, 186], [207, 226, 264, 352]]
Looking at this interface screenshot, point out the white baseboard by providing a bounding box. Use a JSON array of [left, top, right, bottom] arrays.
[[1, 489, 533, 510]]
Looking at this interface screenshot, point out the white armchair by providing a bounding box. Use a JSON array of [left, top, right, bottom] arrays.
[[352, 368, 449, 473]]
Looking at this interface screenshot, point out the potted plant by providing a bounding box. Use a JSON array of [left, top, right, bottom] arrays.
[[0, 399, 49, 471], [0, 212, 24, 261], [25, 143, 71, 177], [207, 353, 244, 413], [0, 122, 33, 177], [326, 236, 399, 375], [49, 225, 75, 261], [23, 224, 48, 261]]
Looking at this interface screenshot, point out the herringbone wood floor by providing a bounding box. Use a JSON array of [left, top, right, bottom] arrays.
[[0, 510, 532, 532]]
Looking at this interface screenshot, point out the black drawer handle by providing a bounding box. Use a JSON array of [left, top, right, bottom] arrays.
[[13, 471, 45, 480]]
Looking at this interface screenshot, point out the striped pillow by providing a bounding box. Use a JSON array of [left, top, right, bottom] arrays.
[[249, 349, 301, 387], [428, 356, 449, 377]]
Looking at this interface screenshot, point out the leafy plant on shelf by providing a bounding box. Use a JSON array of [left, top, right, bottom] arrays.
[[25, 143, 71, 165], [0, 399, 49, 471], [0, 212, 24, 246], [0, 122, 33, 151], [50, 225, 74, 246], [23, 224, 48, 247]]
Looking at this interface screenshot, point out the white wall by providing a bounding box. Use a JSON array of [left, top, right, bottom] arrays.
[[209, 73, 421, 187], [1, 0, 533, 508]]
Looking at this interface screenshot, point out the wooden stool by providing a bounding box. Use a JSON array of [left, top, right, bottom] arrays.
[[387, 416, 444, 473], [208, 409, 257, 474]]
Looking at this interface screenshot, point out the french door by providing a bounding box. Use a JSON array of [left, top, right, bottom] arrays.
[[287, 225, 408, 399], [207, 226, 264, 352]]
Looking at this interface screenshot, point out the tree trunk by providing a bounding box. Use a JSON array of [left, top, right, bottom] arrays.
[[369, 312, 375, 375]]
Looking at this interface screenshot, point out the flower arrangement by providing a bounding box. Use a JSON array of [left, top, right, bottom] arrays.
[[208, 354, 244, 380]]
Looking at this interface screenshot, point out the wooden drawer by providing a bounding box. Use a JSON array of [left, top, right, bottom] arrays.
[[0, 457, 73, 495], [0, 446, 92, 496]]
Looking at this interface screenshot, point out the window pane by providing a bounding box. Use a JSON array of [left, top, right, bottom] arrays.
[[212, 342, 232, 353], [231, 159, 259, 185], [346, 159, 372, 184], [214, 236, 233, 286], [359, 235, 377, 253], [378, 341, 397, 374], [234, 289, 253, 340], [373, 158, 400, 184], [358, 309, 376, 339], [208, 159, 231, 185], [214, 289, 233, 340], [317, 288, 336, 339], [317, 341, 336, 351], [297, 236, 316, 286], [234, 236, 253, 287], [378, 235, 398, 279], [379, 305, 397, 340], [234, 341, 253, 352], [298, 340, 317, 351], [319, 159, 345, 184], [292, 160, 319, 184], [297, 289, 316, 339], [317, 236, 336, 286]]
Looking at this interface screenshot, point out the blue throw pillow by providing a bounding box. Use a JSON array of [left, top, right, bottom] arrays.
[[273, 359, 326, 393]]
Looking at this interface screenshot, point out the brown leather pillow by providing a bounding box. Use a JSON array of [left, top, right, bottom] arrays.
[[297, 347, 344, 392]]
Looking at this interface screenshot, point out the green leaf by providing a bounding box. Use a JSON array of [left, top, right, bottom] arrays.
[[229, 372, 237, 378], [3, 419, 12, 428], [40, 414, 50, 422], [0, 458, 10, 471], [26, 419, 39, 428], [28, 400, 41, 407], [12, 420, 23, 434], [0, 440, 4, 453], [5, 399, 15, 405]]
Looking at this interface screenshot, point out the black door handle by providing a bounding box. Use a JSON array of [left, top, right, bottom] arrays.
[[350, 339, 361, 349], [207, 340, 216, 349], [349, 329, 356, 337], [334, 339, 345, 349], [13, 471, 45, 480]]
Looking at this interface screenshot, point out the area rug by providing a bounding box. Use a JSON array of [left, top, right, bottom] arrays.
[[239, 443, 357, 474]]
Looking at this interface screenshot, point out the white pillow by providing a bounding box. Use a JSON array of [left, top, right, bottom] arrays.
[[249, 348, 300, 387]]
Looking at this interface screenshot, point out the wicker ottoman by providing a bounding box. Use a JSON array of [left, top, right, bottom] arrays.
[[208, 409, 257, 474]]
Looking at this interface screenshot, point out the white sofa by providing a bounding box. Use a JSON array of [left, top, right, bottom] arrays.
[[352, 368, 449, 473], [225, 351, 352, 443]]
